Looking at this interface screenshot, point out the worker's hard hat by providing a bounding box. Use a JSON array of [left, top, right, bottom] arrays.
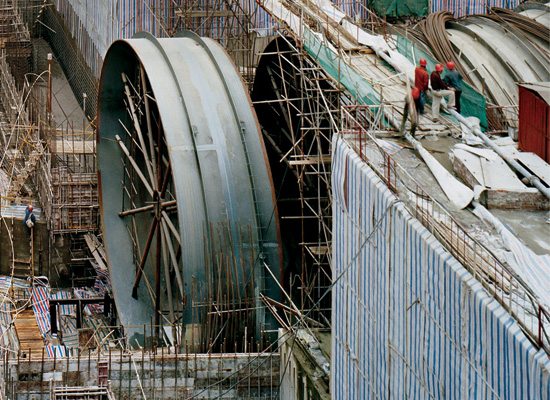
[[412, 87, 420, 100], [419, 59, 427, 67], [435, 64, 444, 72], [28, 205, 33, 211], [446, 61, 455, 70]]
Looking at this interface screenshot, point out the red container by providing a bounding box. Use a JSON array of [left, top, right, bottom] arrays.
[[518, 83, 550, 163]]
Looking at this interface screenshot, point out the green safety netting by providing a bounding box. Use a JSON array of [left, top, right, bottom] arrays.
[[368, 0, 429, 17], [302, 26, 380, 108], [396, 34, 487, 129]]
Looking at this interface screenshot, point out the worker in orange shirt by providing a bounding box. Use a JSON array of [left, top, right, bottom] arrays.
[[414, 58, 429, 115]]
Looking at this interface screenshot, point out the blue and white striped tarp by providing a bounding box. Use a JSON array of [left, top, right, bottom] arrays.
[[331, 136, 550, 399], [0, 303, 13, 356], [84, 317, 110, 350], [74, 288, 103, 315], [93, 277, 108, 295], [0, 276, 29, 292], [51, 291, 74, 315], [46, 345, 68, 358], [0, 205, 42, 220], [31, 286, 50, 337], [60, 315, 79, 348], [91, 260, 111, 291], [430, 0, 521, 17], [0, 169, 9, 198]]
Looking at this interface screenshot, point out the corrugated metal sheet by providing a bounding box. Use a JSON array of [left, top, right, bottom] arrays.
[[52, 0, 118, 76], [331, 136, 550, 399], [51, 0, 274, 78], [518, 84, 550, 163], [51, 0, 172, 76]]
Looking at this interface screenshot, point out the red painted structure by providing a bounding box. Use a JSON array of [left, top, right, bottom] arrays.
[[518, 83, 550, 163]]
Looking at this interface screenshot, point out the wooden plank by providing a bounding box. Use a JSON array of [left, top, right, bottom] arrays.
[[175, 10, 234, 17], [84, 234, 107, 270], [89, 233, 107, 261], [481, 156, 527, 190], [53, 140, 95, 154], [14, 309, 44, 355], [305, 245, 330, 256], [289, 155, 332, 165], [515, 152, 550, 186]]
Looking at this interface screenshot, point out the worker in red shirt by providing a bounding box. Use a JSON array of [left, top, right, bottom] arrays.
[[430, 64, 455, 121], [414, 58, 429, 114]]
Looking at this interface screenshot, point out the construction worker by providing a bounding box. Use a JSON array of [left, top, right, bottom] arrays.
[[414, 58, 429, 114], [443, 61, 463, 113], [24, 204, 35, 236], [400, 87, 419, 136], [430, 64, 455, 121]]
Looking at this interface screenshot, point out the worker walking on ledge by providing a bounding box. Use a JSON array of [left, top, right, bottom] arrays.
[[24, 204, 35, 237], [400, 87, 419, 137], [430, 64, 455, 121], [414, 58, 429, 114], [443, 61, 463, 114]]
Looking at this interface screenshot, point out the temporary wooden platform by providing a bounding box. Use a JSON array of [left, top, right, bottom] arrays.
[[53, 139, 95, 154], [14, 308, 45, 356]]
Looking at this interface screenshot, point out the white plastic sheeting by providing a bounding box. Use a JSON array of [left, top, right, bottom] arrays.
[[472, 203, 550, 312], [331, 136, 550, 399]]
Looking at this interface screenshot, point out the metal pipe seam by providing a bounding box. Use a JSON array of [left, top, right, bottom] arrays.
[[449, 109, 550, 199], [98, 32, 282, 346]]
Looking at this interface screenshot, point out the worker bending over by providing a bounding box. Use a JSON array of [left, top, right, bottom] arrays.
[[400, 88, 419, 136], [430, 64, 455, 121]]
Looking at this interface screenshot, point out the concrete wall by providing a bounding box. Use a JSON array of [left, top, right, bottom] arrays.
[[279, 330, 330, 400], [0, 217, 47, 278], [2, 351, 280, 399], [330, 137, 550, 399]]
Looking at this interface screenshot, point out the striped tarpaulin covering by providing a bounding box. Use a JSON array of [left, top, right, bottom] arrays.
[[0, 169, 9, 198], [60, 315, 79, 348], [0, 303, 12, 326], [430, 0, 521, 17], [84, 317, 110, 350], [0, 276, 30, 295], [0, 205, 42, 220], [74, 288, 103, 315], [31, 286, 50, 337], [51, 291, 74, 315], [0, 303, 13, 357], [331, 137, 550, 399], [91, 261, 111, 291], [332, 0, 369, 20], [93, 277, 108, 295], [46, 345, 68, 358]]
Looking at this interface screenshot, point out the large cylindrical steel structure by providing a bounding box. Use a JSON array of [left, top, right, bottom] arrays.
[[97, 32, 282, 348]]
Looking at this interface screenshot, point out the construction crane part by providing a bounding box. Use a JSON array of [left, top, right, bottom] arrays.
[[97, 31, 282, 347]]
